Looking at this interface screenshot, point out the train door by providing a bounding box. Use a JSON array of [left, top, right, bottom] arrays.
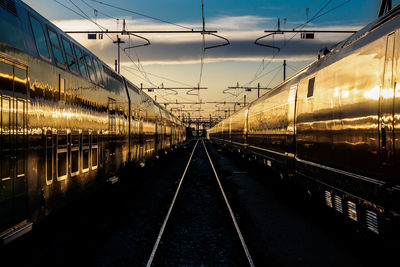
[[380, 33, 396, 167], [0, 59, 28, 232], [108, 98, 116, 136]]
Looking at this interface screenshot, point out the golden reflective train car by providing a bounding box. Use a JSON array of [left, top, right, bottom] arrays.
[[209, 5, 400, 235], [0, 0, 185, 244]]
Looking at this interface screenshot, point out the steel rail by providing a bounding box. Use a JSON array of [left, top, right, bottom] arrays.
[[201, 139, 255, 267], [146, 139, 200, 267]]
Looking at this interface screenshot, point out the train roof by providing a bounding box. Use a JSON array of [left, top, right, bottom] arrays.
[[1, 0, 180, 123], [210, 4, 400, 131]]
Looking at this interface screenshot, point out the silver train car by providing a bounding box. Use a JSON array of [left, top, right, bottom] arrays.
[[209, 6, 400, 235], [0, 0, 185, 243]]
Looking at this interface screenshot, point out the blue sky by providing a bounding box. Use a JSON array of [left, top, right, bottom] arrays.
[[23, 0, 387, 120], [27, 0, 380, 26]]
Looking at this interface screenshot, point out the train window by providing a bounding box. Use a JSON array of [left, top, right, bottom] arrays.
[[71, 149, 79, 175], [82, 134, 89, 146], [71, 134, 80, 146], [61, 37, 79, 74], [29, 15, 51, 60], [57, 152, 67, 179], [16, 99, 25, 135], [93, 59, 104, 85], [14, 67, 27, 96], [307, 77, 315, 98], [70, 133, 80, 176], [82, 149, 89, 171], [1, 96, 10, 148], [47, 28, 66, 68], [92, 134, 98, 145], [108, 98, 117, 134], [0, 101, 11, 180], [91, 134, 98, 169], [57, 133, 68, 180], [84, 54, 97, 82], [73, 45, 88, 79], [57, 134, 67, 147], [0, 60, 13, 92], [82, 133, 90, 172], [98, 134, 103, 167], [45, 132, 53, 184]]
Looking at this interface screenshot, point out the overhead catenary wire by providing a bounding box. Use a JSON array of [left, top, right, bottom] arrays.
[[61, 0, 225, 104], [122, 67, 203, 104], [123, 23, 156, 86], [67, 0, 108, 30], [79, 0, 119, 20], [55, 0, 156, 85], [245, 0, 353, 86], [283, 0, 323, 21], [57, 0, 229, 117], [265, 65, 284, 88], [286, 64, 299, 73], [197, 0, 206, 118], [294, 0, 352, 30], [53, 0, 108, 31], [121, 67, 154, 85], [293, 0, 333, 29], [77, 0, 154, 84], [253, 0, 344, 84], [123, 66, 196, 88], [89, 0, 194, 30], [71, 0, 154, 84], [198, 34, 206, 89], [245, 18, 281, 86]]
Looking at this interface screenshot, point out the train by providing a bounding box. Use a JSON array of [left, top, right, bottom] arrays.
[[0, 0, 186, 244], [209, 5, 400, 235]]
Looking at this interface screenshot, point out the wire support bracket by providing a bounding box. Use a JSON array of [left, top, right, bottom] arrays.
[[201, 32, 230, 50], [123, 33, 151, 50], [254, 32, 282, 51]]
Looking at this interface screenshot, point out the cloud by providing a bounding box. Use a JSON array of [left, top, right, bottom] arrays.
[[82, 36, 340, 65], [52, 16, 361, 65]]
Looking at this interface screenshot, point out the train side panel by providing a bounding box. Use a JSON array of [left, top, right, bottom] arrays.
[[208, 8, 400, 234], [295, 22, 400, 221], [0, 0, 186, 240], [246, 79, 297, 174]]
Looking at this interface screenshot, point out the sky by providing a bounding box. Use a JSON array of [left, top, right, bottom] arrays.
[[23, 0, 388, 124]]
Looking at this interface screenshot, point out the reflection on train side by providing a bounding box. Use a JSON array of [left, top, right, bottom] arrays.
[[0, 59, 28, 232]]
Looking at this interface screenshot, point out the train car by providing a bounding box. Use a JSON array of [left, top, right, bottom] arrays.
[[209, 5, 400, 235], [0, 0, 185, 244]]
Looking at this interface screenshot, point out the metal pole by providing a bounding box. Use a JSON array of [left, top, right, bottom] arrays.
[[113, 35, 125, 74], [283, 60, 286, 81], [201, 0, 205, 31], [244, 95, 246, 106], [258, 83, 260, 98], [117, 35, 120, 73]]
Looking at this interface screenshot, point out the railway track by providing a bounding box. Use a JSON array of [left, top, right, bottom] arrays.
[[146, 138, 255, 266]]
